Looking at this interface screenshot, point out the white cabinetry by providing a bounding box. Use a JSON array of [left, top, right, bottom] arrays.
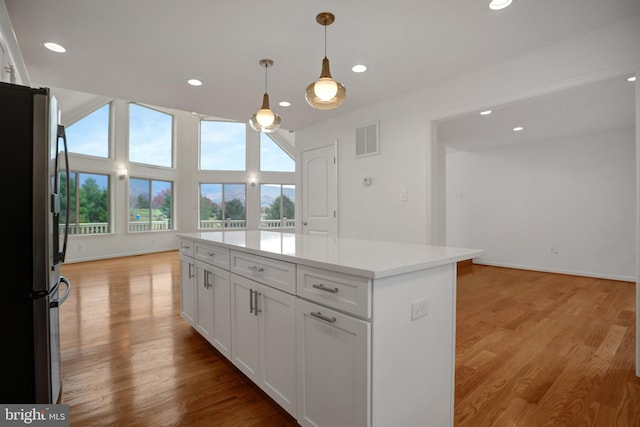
[[195, 261, 231, 358], [178, 231, 481, 427], [179, 238, 231, 358], [179, 255, 196, 326], [230, 273, 297, 417], [296, 298, 370, 427]]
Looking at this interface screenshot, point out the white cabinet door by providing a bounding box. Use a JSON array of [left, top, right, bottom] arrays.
[[210, 266, 231, 358], [231, 273, 297, 417], [195, 261, 214, 342], [296, 299, 371, 427], [259, 284, 297, 416], [180, 255, 196, 326], [230, 273, 260, 382]]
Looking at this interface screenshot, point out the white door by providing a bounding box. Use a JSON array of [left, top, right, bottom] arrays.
[[301, 144, 337, 236], [259, 284, 297, 417], [230, 273, 259, 382], [296, 299, 371, 427], [195, 262, 214, 342], [211, 266, 232, 358], [179, 256, 196, 326]]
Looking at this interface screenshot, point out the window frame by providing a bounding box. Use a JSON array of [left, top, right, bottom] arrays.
[[63, 170, 112, 235], [127, 176, 174, 233], [198, 182, 247, 230], [259, 183, 295, 230]]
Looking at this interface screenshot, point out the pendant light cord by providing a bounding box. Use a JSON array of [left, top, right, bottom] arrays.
[[264, 64, 268, 93], [324, 24, 327, 57]]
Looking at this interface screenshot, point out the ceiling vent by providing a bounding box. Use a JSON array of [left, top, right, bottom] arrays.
[[355, 121, 379, 158]]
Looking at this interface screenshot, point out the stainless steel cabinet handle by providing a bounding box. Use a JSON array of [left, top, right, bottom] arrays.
[[310, 311, 337, 324], [188, 262, 193, 279], [207, 252, 215, 257], [254, 292, 261, 316], [182, 245, 191, 249], [206, 270, 213, 289], [203, 270, 208, 289], [248, 265, 264, 273], [249, 289, 254, 314], [312, 283, 339, 293]]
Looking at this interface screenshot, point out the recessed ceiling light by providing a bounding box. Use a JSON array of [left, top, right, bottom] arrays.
[[489, 0, 512, 10], [480, 110, 492, 115], [187, 79, 203, 86], [44, 42, 66, 53], [352, 64, 367, 73], [513, 126, 524, 132], [627, 76, 636, 82], [279, 101, 291, 107]]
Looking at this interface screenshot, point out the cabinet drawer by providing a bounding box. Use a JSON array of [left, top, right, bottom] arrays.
[[194, 242, 230, 269], [297, 265, 371, 319], [230, 251, 296, 294], [179, 238, 194, 256]]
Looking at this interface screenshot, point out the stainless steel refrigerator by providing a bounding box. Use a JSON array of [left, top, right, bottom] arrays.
[[1, 81, 71, 404]]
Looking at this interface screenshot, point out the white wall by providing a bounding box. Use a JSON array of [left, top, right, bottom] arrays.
[[295, 16, 640, 246], [446, 128, 636, 281]]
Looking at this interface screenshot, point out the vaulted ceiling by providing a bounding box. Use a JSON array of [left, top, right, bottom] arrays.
[[5, 0, 640, 134]]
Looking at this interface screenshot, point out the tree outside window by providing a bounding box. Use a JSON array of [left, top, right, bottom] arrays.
[[129, 178, 173, 232], [61, 172, 110, 234], [260, 184, 295, 228], [199, 183, 246, 229]]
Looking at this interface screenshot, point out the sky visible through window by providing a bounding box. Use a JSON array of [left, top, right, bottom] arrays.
[[66, 104, 110, 158], [260, 133, 294, 172], [129, 104, 173, 167], [200, 121, 246, 170]]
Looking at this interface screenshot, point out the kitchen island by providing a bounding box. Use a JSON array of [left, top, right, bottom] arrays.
[[177, 230, 484, 427]]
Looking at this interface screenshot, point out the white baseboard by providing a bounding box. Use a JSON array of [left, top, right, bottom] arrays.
[[472, 260, 635, 283]]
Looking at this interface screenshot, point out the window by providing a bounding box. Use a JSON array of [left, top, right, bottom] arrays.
[[65, 103, 110, 158], [129, 178, 173, 232], [260, 184, 295, 228], [61, 172, 110, 234], [199, 183, 246, 229], [129, 103, 173, 167], [260, 133, 294, 172], [200, 120, 246, 171]]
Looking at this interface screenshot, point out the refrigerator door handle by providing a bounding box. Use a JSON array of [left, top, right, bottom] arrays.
[[57, 124, 70, 263], [50, 276, 71, 308]]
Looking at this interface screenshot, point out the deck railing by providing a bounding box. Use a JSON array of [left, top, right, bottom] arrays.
[[62, 218, 295, 235]]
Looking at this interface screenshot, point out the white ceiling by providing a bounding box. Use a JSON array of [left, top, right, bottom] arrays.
[[439, 75, 637, 151], [4, 0, 640, 132]]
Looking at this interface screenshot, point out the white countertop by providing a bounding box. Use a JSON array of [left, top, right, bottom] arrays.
[[177, 231, 484, 279]]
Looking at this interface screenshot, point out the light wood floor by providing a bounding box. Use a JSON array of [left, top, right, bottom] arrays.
[[59, 251, 640, 426]]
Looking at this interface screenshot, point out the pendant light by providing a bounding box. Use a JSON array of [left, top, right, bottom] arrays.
[[305, 12, 346, 110], [250, 59, 281, 133]]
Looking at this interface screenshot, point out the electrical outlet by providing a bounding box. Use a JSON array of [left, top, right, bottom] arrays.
[[411, 299, 428, 320]]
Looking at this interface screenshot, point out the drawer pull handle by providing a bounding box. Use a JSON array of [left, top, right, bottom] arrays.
[[310, 311, 337, 324], [183, 245, 191, 249], [207, 252, 215, 257], [312, 283, 339, 293], [248, 265, 265, 273]]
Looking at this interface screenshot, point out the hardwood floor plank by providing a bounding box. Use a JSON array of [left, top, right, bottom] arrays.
[[59, 253, 639, 426]]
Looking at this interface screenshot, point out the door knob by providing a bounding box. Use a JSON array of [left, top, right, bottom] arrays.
[[303, 222, 308, 226]]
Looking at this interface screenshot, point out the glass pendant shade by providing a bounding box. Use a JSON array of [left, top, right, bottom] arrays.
[[249, 59, 281, 133], [306, 57, 346, 109], [306, 12, 346, 110]]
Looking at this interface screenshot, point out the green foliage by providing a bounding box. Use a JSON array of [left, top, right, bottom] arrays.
[[265, 195, 295, 220], [200, 194, 222, 220], [79, 177, 108, 222], [224, 198, 245, 220]]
